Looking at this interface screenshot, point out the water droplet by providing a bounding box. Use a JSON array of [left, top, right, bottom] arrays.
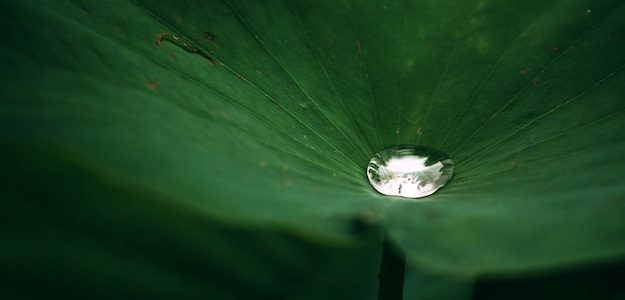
[[367, 145, 454, 199]]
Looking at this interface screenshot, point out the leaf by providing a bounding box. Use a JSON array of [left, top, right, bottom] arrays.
[[0, 143, 382, 299], [2, 0, 625, 296]]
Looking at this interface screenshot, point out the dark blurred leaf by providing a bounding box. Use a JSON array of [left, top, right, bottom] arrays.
[[0, 142, 382, 299], [473, 261, 625, 300]]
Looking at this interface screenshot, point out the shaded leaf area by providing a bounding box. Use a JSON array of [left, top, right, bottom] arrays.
[[402, 260, 625, 300], [473, 260, 625, 299], [2, 0, 625, 296], [0, 143, 382, 299]]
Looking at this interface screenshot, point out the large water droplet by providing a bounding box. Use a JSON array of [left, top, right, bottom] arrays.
[[367, 145, 454, 199]]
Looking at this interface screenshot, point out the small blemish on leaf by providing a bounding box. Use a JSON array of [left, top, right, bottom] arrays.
[[148, 80, 159, 91], [257, 160, 267, 167], [155, 32, 217, 65], [204, 32, 215, 40], [519, 68, 531, 75], [415, 127, 422, 136], [423, 210, 437, 220]]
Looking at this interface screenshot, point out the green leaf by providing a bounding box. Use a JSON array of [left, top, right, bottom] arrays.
[[0, 143, 382, 299], [2, 0, 625, 297]]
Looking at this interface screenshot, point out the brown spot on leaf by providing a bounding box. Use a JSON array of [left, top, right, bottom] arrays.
[[423, 210, 437, 220], [204, 32, 215, 40], [148, 80, 159, 91]]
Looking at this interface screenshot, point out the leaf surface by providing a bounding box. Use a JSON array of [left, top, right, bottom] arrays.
[[2, 0, 625, 290]]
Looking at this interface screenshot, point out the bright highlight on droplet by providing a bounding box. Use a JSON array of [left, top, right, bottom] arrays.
[[366, 145, 454, 199]]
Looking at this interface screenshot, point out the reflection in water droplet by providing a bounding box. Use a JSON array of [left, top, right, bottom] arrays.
[[367, 145, 454, 199]]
